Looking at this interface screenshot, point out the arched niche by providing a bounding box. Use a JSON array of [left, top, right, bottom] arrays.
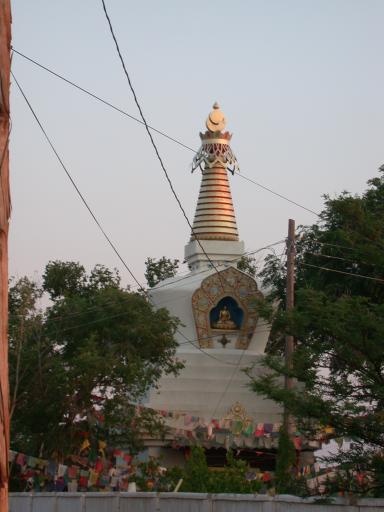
[[191, 266, 264, 349]]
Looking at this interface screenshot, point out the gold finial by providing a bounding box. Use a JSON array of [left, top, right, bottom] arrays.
[[192, 102, 239, 174], [206, 102, 226, 133]]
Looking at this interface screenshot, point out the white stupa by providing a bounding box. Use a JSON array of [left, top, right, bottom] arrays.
[[145, 104, 282, 467]]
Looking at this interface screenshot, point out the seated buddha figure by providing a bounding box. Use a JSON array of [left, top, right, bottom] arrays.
[[213, 305, 237, 330]]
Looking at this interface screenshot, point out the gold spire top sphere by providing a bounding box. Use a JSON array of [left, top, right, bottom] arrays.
[[206, 102, 226, 133]]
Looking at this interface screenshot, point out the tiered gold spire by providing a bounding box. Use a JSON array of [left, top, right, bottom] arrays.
[[190, 103, 239, 242]]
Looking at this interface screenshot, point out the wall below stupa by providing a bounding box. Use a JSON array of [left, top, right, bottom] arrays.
[[148, 350, 281, 423]]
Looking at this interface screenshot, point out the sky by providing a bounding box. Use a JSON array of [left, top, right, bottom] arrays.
[[9, 0, 384, 288]]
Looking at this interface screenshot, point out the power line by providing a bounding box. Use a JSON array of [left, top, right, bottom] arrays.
[[10, 238, 282, 329], [11, 48, 195, 153], [14, 46, 382, 376], [12, 70, 262, 368], [49, 289, 271, 365], [45, 307, 270, 334], [210, 348, 248, 420], [12, 61, 279, 368], [12, 48, 320, 218], [313, 241, 359, 252], [300, 262, 384, 284], [43, 307, 271, 367], [100, 1, 228, 293], [12, 73, 280, 366], [11, 71, 146, 294], [52, 306, 262, 367], [208, 248, 287, 419], [12, 74, 292, 374], [45, 296, 271, 366], [11, 286, 272, 337], [235, 173, 319, 216], [175, 329, 249, 367], [150, 240, 285, 293], [304, 251, 357, 264], [11, 293, 268, 367], [178, 327, 272, 347], [303, 250, 380, 268], [10, 237, 283, 325]]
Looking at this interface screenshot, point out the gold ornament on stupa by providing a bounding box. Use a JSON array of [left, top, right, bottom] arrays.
[[192, 102, 240, 175], [206, 102, 226, 132]]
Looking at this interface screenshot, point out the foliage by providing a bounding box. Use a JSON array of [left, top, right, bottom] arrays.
[[275, 427, 296, 492], [9, 261, 183, 459], [250, 171, 384, 495], [208, 451, 262, 494], [237, 255, 257, 277], [181, 447, 262, 493], [181, 446, 211, 492], [274, 427, 307, 495], [133, 457, 183, 492], [144, 257, 179, 288]]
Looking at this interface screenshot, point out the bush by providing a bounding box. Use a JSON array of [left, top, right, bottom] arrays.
[[181, 446, 211, 492], [181, 446, 262, 494]]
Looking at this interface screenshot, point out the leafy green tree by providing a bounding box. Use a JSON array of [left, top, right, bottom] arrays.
[[133, 457, 183, 492], [209, 451, 262, 494], [9, 261, 182, 458], [9, 277, 64, 456], [43, 260, 87, 299], [181, 446, 211, 493], [250, 172, 384, 494], [237, 255, 257, 277], [144, 257, 179, 288], [181, 447, 262, 493], [274, 427, 300, 494]]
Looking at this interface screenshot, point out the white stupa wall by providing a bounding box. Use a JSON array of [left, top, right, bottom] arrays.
[[148, 267, 281, 424]]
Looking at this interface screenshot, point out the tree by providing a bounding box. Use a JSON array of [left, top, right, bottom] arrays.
[[274, 427, 302, 495], [9, 261, 183, 459], [144, 257, 179, 288], [181, 446, 210, 493], [250, 171, 384, 494], [236, 255, 257, 277], [208, 450, 262, 494], [181, 447, 262, 493]]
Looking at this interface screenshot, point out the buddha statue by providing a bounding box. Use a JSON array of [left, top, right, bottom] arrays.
[[213, 305, 237, 330]]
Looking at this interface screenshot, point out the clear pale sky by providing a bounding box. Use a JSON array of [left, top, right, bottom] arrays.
[[9, 0, 384, 287]]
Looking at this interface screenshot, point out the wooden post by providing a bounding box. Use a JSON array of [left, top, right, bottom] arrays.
[[284, 218, 295, 434], [0, 1, 12, 510]]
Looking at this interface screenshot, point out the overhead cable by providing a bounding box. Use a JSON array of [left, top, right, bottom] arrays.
[[210, 348, 248, 420], [11, 48, 195, 153], [13, 71, 250, 367], [150, 239, 285, 292], [12, 47, 320, 218], [235, 173, 319, 216], [11, 71, 146, 293], [300, 262, 384, 284], [100, 0, 228, 292]]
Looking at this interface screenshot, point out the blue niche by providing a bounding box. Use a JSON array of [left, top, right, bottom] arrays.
[[210, 296, 244, 330]]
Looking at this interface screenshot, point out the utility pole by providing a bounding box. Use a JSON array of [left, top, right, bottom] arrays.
[[0, 1, 12, 511], [284, 218, 295, 434]]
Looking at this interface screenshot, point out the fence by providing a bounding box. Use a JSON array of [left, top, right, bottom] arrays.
[[9, 492, 384, 512]]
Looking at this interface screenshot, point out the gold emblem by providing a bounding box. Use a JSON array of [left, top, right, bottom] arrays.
[[206, 102, 226, 133]]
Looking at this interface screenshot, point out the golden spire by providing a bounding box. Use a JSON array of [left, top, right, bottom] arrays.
[[190, 103, 239, 242]]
